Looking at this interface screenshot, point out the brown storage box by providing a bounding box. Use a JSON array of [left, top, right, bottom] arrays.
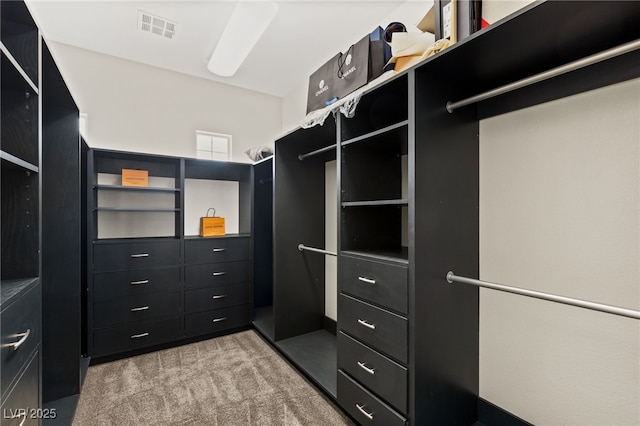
[[200, 216, 225, 237], [121, 169, 148, 187]]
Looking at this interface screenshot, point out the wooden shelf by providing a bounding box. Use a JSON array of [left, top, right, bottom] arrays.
[[0, 43, 37, 93], [341, 248, 409, 264], [341, 120, 409, 147], [342, 199, 408, 207], [94, 207, 179, 212], [1, 150, 38, 173], [0, 277, 38, 308], [94, 184, 179, 193]]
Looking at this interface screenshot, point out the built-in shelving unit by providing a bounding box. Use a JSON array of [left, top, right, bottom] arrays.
[[0, 0, 42, 419]]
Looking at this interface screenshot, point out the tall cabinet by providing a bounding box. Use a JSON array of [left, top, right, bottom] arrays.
[[86, 149, 253, 360], [0, 2, 41, 424]]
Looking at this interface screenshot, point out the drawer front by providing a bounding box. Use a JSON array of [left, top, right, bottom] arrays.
[[337, 370, 406, 426], [93, 317, 181, 357], [339, 294, 407, 364], [93, 291, 181, 328], [338, 332, 407, 414], [93, 266, 181, 301], [184, 237, 250, 265], [185, 261, 250, 288], [93, 240, 181, 272], [185, 304, 251, 337], [1, 351, 39, 426], [1, 284, 40, 398], [340, 255, 407, 315], [185, 284, 251, 314]]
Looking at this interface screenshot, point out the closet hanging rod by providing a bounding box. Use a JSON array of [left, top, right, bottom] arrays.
[[446, 38, 640, 113], [446, 271, 640, 320], [298, 244, 337, 257], [298, 144, 337, 161]]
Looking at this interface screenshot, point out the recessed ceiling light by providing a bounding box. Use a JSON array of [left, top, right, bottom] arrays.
[[207, 0, 279, 77]]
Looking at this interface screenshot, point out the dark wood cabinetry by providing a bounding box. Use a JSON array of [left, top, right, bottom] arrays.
[[86, 149, 254, 360], [0, 1, 42, 417]]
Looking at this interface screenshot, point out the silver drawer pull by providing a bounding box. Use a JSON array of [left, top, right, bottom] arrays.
[[130, 279, 149, 285], [357, 361, 375, 375], [131, 332, 149, 339], [357, 319, 376, 330], [11, 329, 31, 351], [212, 295, 227, 299], [355, 403, 374, 420], [212, 272, 226, 276], [358, 276, 376, 285], [18, 413, 27, 426], [130, 253, 149, 258], [131, 306, 150, 312], [212, 248, 226, 252], [213, 317, 227, 323]]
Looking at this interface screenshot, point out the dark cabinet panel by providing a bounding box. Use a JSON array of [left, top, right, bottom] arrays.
[[185, 283, 251, 314], [184, 304, 251, 337], [0, 351, 39, 426], [93, 291, 181, 328], [93, 240, 180, 272], [337, 370, 406, 426], [337, 331, 407, 414], [340, 255, 407, 315], [0, 283, 40, 397], [184, 237, 250, 264], [93, 317, 181, 357], [93, 266, 180, 301], [185, 261, 250, 288], [338, 294, 407, 364]]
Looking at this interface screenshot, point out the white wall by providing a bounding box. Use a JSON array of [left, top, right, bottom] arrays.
[[46, 41, 281, 163], [479, 78, 640, 425]]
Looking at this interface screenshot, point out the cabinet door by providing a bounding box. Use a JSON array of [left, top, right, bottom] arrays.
[[1, 351, 40, 426]]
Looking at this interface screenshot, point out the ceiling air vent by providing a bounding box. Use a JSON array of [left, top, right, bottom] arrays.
[[138, 11, 176, 40]]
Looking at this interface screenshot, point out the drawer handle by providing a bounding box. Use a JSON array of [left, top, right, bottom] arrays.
[[131, 332, 149, 339], [357, 319, 376, 330], [212, 295, 227, 299], [18, 413, 27, 426], [212, 248, 226, 252], [130, 253, 149, 258], [10, 329, 31, 351], [357, 361, 375, 375], [130, 279, 149, 285], [355, 403, 374, 420], [358, 276, 376, 285], [131, 306, 150, 312], [212, 272, 226, 276], [213, 317, 227, 323]]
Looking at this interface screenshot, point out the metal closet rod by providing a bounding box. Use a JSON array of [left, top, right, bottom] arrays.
[[446, 271, 640, 320], [298, 244, 337, 257], [298, 144, 337, 161], [446, 38, 640, 113]]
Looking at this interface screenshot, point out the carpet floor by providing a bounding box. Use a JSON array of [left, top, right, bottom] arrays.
[[73, 330, 354, 425]]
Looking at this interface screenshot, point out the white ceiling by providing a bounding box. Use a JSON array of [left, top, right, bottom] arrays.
[[26, 0, 428, 97]]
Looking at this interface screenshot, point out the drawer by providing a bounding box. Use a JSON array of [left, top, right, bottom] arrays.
[[338, 331, 407, 414], [184, 237, 250, 264], [185, 261, 250, 288], [185, 283, 251, 314], [93, 266, 181, 301], [1, 283, 40, 399], [185, 304, 251, 337], [340, 255, 407, 315], [93, 317, 181, 357], [337, 370, 406, 426], [93, 240, 180, 272], [1, 351, 39, 426], [339, 294, 407, 364], [93, 291, 181, 328]]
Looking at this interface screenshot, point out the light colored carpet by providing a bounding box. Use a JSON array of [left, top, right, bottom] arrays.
[[73, 330, 354, 425]]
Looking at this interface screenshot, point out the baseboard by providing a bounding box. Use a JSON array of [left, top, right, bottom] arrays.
[[476, 397, 532, 426], [323, 316, 336, 335]]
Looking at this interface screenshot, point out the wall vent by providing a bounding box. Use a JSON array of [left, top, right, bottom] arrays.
[[138, 11, 176, 39]]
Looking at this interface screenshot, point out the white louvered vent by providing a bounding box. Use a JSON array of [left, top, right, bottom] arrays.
[[138, 11, 176, 40]]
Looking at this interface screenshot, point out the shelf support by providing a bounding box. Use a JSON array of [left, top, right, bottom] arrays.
[[446, 38, 640, 113]]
